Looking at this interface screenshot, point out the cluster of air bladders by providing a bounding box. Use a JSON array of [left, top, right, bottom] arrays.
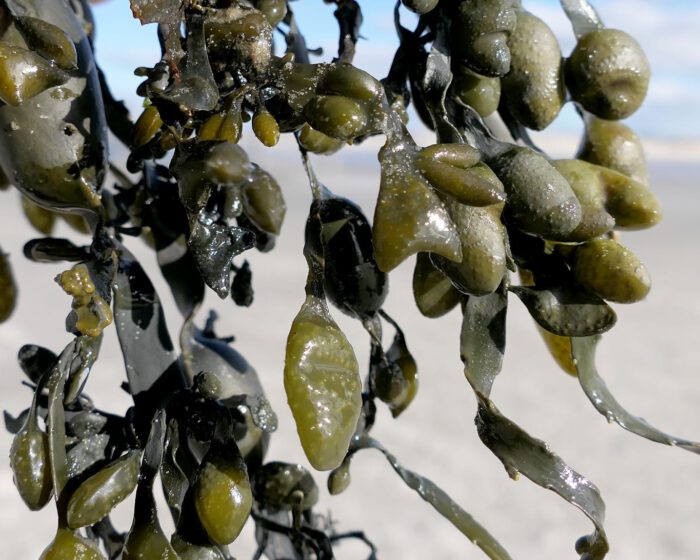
[[2, 0, 699, 559]]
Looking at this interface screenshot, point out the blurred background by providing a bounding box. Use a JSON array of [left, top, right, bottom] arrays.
[[1, 1, 699, 558]]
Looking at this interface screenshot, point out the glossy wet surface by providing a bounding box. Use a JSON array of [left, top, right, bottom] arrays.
[[1, 136, 699, 559]]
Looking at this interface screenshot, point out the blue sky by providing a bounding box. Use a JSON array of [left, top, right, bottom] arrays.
[[93, 1, 700, 142]]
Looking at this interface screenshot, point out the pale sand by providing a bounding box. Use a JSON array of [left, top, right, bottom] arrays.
[[1, 136, 699, 559]]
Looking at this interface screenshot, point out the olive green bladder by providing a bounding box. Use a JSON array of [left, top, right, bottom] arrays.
[[252, 108, 280, 147], [421, 158, 505, 207], [596, 166, 661, 230], [303, 95, 369, 142], [431, 200, 507, 296], [502, 10, 565, 130], [255, 0, 287, 27], [66, 450, 141, 529], [416, 143, 481, 169], [552, 159, 661, 239], [10, 414, 53, 511], [413, 253, 462, 319], [488, 147, 582, 239], [327, 458, 352, 495], [171, 535, 225, 560], [551, 160, 615, 242], [132, 105, 163, 148], [0, 43, 69, 106], [383, 333, 418, 418], [40, 529, 106, 560], [450, 67, 501, 117], [298, 123, 344, 155], [15, 16, 78, 71], [204, 142, 252, 186], [401, 0, 440, 15], [193, 449, 252, 545], [241, 166, 286, 235], [565, 28, 650, 120], [577, 116, 649, 184], [571, 237, 651, 304], [284, 294, 362, 471], [123, 511, 180, 560], [453, 0, 517, 77], [198, 110, 243, 144], [317, 64, 384, 102]]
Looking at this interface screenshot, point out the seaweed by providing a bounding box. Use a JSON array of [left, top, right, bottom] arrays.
[[0, 1, 689, 559]]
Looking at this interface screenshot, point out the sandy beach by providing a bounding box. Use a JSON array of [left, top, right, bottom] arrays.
[[1, 127, 699, 560]]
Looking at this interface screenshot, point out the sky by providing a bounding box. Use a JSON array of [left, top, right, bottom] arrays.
[[92, 1, 700, 152]]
